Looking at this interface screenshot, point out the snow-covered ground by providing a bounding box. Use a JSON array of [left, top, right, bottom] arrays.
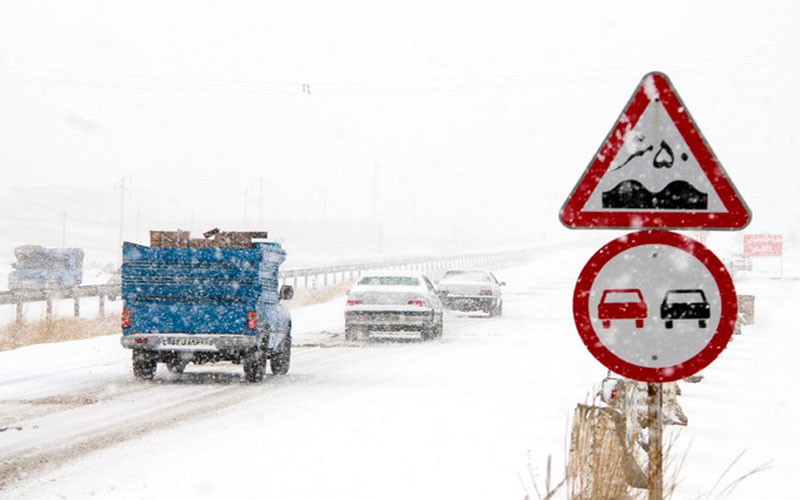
[[0, 239, 797, 499]]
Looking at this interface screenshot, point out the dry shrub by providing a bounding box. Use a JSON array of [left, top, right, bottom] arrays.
[[566, 404, 645, 499], [526, 403, 767, 500], [0, 315, 121, 351], [0, 279, 350, 351]]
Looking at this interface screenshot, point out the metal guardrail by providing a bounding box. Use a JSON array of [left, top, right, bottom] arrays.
[[0, 284, 120, 324], [278, 248, 539, 289], [1, 247, 540, 324]]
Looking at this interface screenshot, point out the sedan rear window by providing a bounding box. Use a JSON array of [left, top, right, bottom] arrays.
[[357, 276, 420, 286], [440, 271, 491, 282], [601, 290, 643, 303], [664, 290, 706, 303]]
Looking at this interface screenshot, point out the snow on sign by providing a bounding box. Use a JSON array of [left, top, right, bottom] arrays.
[[560, 72, 750, 230], [573, 230, 737, 382]]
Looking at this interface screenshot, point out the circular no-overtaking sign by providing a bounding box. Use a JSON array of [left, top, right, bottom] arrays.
[[573, 230, 737, 382]]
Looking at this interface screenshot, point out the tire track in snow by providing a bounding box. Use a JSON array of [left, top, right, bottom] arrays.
[[1, 380, 270, 490], [0, 289, 514, 491]]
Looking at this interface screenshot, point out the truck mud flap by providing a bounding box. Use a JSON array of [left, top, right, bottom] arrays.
[[267, 331, 289, 352]]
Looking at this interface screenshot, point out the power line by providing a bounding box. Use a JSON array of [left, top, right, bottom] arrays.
[[1, 50, 798, 96]]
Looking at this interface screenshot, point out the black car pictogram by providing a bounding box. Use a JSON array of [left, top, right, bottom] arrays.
[[660, 289, 711, 329]]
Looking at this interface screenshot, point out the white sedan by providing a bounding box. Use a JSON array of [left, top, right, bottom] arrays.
[[436, 269, 505, 316], [344, 270, 444, 341]]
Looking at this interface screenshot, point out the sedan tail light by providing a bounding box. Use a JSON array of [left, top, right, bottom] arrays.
[[479, 289, 493, 296], [346, 299, 362, 306], [247, 310, 258, 330], [408, 299, 428, 307]]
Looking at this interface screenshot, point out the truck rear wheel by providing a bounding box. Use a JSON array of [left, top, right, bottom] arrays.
[[270, 336, 291, 375], [132, 350, 157, 380], [243, 349, 267, 382]]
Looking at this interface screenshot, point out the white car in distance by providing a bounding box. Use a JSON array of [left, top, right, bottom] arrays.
[[436, 269, 505, 316], [344, 270, 444, 341]]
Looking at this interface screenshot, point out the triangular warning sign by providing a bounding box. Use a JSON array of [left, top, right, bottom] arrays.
[[560, 72, 750, 230]]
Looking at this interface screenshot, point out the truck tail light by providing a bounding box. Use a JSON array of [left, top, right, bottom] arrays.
[[408, 299, 427, 307], [122, 308, 131, 329], [346, 299, 362, 306], [247, 310, 258, 330], [479, 289, 493, 296]]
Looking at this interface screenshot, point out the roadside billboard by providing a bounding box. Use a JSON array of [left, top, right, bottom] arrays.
[[744, 234, 783, 257]]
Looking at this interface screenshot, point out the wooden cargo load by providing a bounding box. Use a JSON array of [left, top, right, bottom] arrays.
[[149, 231, 190, 248], [150, 229, 268, 249]]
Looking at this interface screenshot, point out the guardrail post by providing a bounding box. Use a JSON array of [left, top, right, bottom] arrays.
[[16, 301, 23, 324], [46, 297, 53, 321], [98, 294, 105, 318], [73, 295, 80, 317]]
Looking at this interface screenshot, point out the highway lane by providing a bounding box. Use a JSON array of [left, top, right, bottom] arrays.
[[1, 242, 605, 498]]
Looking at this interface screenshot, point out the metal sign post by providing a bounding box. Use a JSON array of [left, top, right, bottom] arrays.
[[647, 382, 663, 500]]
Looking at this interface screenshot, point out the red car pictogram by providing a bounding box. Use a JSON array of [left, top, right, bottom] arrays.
[[598, 289, 647, 328]]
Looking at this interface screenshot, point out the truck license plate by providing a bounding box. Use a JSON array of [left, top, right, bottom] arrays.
[[162, 337, 217, 350]]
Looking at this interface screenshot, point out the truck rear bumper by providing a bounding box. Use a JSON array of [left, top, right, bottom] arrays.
[[121, 334, 259, 352]]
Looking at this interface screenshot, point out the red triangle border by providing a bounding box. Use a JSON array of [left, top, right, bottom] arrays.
[[560, 72, 750, 230]]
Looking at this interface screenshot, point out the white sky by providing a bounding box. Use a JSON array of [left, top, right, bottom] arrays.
[[1, 1, 799, 263]]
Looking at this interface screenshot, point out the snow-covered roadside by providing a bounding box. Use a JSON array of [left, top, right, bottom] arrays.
[[668, 276, 800, 498], [0, 247, 602, 499], [1, 242, 798, 499]]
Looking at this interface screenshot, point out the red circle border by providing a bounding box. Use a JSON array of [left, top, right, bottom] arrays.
[[573, 230, 737, 382]]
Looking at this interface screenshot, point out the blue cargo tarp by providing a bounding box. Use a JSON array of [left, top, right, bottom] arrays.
[[122, 242, 285, 335]]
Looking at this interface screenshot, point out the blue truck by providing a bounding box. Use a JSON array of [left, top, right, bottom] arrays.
[[120, 230, 293, 382], [8, 245, 84, 291]]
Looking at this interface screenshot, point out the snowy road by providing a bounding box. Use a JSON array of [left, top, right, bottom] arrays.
[[1, 238, 798, 499]]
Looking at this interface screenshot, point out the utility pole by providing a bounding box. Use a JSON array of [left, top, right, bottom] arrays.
[[116, 175, 131, 263], [373, 162, 384, 254], [259, 177, 264, 229], [372, 162, 378, 216], [242, 187, 249, 228], [120, 176, 125, 249], [321, 187, 328, 254], [322, 187, 328, 221]]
